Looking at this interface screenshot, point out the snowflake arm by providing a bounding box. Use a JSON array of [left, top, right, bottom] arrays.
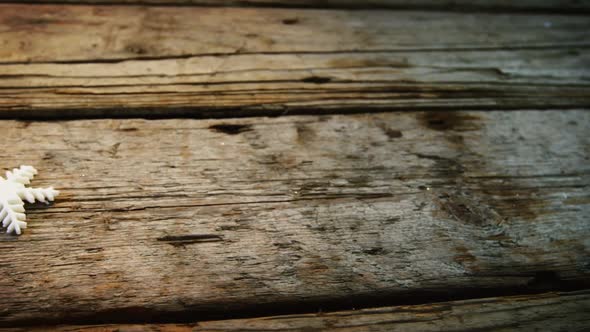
[[0, 194, 26, 235], [0, 166, 59, 235]]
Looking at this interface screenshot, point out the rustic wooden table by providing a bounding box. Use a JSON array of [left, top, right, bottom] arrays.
[[0, 1, 589, 331]]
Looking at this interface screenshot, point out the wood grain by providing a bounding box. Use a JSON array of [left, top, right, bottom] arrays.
[[3, 5, 588, 64], [3, 0, 590, 12], [5, 291, 590, 331], [1, 4, 589, 117], [1, 49, 589, 118], [0, 110, 588, 325]]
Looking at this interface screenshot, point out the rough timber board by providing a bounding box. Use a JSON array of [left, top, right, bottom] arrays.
[[4, 291, 590, 331], [1, 49, 590, 118], [0, 110, 588, 325], [3, 5, 589, 64], [1, 5, 589, 118]]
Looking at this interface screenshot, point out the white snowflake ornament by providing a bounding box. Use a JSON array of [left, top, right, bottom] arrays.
[[0, 166, 59, 235]]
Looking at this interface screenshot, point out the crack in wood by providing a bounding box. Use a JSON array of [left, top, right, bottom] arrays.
[[2, 44, 590, 66], [157, 234, 224, 245], [208, 123, 253, 135]]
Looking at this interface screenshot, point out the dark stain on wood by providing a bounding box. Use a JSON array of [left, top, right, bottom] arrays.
[[418, 112, 482, 132], [118, 127, 138, 132], [413, 153, 466, 180], [282, 18, 299, 25], [17, 121, 32, 128], [296, 123, 316, 144], [107, 142, 121, 158], [157, 234, 223, 246], [414, 112, 549, 224], [42, 152, 55, 160], [376, 122, 403, 139], [454, 245, 477, 266], [446, 134, 465, 146], [299, 260, 330, 273], [383, 216, 401, 225], [363, 247, 387, 255], [301, 76, 332, 84], [383, 128, 403, 139], [481, 186, 547, 221], [349, 175, 370, 186], [435, 184, 548, 225], [209, 124, 253, 135], [125, 44, 148, 55], [436, 191, 502, 226]]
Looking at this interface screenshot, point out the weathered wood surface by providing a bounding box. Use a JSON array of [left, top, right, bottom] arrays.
[[3, 5, 588, 63], [1, 5, 589, 117], [5, 291, 590, 331], [2, 50, 589, 118], [0, 110, 588, 325], [5, 0, 590, 12]]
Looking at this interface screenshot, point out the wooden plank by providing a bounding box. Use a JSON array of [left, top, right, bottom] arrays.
[[4, 0, 590, 12], [0, 110, 588, 325], [3, 5, 589, 64], [0, 5, 589, 117], [1, 49, 590, 118], [4, 291, 590, 331]]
